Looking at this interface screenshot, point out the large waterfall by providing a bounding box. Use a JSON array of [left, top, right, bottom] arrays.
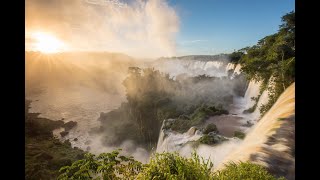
[[154, 57, 275, 167], [151, 58, 236, 78], [217, 83, 295, 179]]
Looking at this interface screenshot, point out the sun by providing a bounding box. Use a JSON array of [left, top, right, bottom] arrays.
[[33, 32, 66, 53]]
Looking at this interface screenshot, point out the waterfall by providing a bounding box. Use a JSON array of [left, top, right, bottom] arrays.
[[233, 64, 242, 75], [156, 125, 202, 153], [217, 83, 295, 178], [156, 120, 165, 152], [151, 58, 232, 78]]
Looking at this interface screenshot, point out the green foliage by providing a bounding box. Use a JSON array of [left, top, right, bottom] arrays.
[[136, 152, 213, 180], [239, 11, 295, 115], [58, 150, 143, 180], [229, 51, 245, 63], [233, 131, 246, 139], [213, 162, 285, 180], [243, 93, 262, 114], [164, 105, 228, 133], [25, 100, 85, 180], [203, 123, 218, 134], [198, 134, 216, 145], [58, 150, 284, 180]]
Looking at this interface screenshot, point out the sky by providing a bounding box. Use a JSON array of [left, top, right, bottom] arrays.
[[26, 0, 295, 58], [169, 0, 295, 56]]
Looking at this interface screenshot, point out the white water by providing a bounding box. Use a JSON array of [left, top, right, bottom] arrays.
[[151, 59, 231, 78], [217, 83, 295, 175], [153, 63, 282, 168], [156, 121, 166, 152]]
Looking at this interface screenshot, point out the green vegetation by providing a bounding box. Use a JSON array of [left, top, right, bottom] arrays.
[[98, 68, 231, 149], [137, 152, 213, 180], [198, 133, 227, 145], [164, 105, 228, 133], [237, 11, 295, 116], [234, 131, 246, 139], [58, 150, 284, 180], [203, 123, 218, 134], [58, 149, 142, 180], [25, 100, 85, 180], [213, 162, 285, 180], [199, 134, 216, 145]]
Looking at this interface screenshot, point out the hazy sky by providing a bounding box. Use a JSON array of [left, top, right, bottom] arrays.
[[26, 0, 295, 58], [170, 0, 295, 55]]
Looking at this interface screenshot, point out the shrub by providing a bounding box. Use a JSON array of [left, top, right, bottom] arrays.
[[199, 134, 216, 145], [57, 149, 142, 180], [203, 123, 218, 134], [137, 152, 213, 180], [234, 131, 246, 139], [213, 162, 285, 180]]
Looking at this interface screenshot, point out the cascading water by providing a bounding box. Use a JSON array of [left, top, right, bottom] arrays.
[[153, 58, 278, 167], [151, 59, 231, 78], [156, 121, 166, 152], [217, 83, 295, 179]]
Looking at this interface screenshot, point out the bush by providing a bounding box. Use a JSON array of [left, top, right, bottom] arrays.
[[58, 150, 142, 180], [213, 162, 285, 180], [234, 131, 246, 139], [168, 105, 228, 133], [137, 152, 213, 180], [203, 123, 218, 134], [199, 134, 216, 145], [58, 150, 285, 180]]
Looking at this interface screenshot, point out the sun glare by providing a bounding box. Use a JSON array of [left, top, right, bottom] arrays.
[[33, 32, 66, 53]]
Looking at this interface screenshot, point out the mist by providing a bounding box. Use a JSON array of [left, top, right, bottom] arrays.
[[26, 0, 179, 58]]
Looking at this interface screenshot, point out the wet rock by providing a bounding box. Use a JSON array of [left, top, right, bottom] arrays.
[[63, 121, 77, 131], [60, 131, 69, 137]]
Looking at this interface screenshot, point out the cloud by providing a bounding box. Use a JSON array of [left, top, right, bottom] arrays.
[[26, 0, 180, 58]]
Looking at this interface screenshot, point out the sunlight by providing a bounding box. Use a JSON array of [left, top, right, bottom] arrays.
[[33, 32, 66, 53]]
